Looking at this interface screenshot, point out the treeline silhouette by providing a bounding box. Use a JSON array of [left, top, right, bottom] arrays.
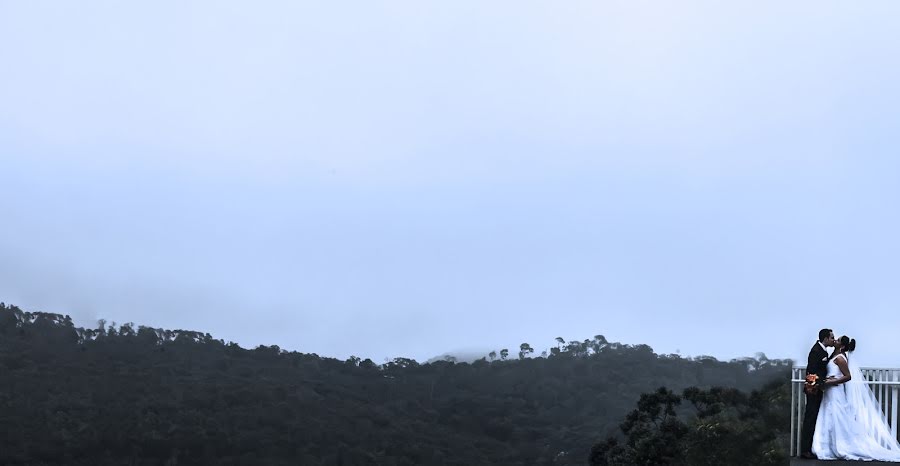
[[0, 303, 790, 465]]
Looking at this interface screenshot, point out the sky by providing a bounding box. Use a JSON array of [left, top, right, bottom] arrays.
[[2, 1, 900, 366]]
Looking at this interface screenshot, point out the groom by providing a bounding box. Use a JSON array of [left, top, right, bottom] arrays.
[[800, 328, 836, 459]]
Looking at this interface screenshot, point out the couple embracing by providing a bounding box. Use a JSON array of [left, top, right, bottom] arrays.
[[800, 328, 900, 461]]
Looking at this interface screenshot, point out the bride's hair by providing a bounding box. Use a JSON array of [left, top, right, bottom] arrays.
[[839, 335, 857, 353]]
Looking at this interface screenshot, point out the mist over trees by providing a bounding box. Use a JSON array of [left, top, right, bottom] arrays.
[[0, 303, 790, 465]]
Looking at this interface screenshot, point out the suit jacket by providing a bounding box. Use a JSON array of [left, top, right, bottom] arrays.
[[806, 342, 829, 380]]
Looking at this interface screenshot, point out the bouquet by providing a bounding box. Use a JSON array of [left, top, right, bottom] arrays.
[[804, 374, 825, 394]]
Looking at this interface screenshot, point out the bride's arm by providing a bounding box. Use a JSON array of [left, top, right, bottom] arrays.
[[825, 355, 852, 386]]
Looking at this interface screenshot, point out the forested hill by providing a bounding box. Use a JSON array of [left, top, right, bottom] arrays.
[[0, 303, 790, 465]]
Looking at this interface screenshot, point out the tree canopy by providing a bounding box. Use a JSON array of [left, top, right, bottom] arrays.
[[0, 303, 790, 465]]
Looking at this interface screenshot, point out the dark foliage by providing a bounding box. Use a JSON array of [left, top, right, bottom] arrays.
[[0, 303, 790, 465], [590, 381, 790, 465]]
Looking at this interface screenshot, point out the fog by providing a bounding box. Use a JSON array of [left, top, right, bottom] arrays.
[[3, 1, 900, 365]]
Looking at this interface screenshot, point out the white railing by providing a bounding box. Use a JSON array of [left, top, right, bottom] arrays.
[[790, 366, 900, 457]]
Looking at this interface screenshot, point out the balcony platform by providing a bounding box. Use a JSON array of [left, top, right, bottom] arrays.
[[790, 460, 900, 465]]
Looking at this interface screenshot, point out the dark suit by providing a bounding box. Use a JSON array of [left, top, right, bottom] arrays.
[[800, 341, 830, 454]]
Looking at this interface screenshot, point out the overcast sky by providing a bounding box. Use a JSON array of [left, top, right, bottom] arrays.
[[3, 1, 900, 366]]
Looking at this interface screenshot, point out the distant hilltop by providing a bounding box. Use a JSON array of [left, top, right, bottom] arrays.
[[425, 349, 495, 364]]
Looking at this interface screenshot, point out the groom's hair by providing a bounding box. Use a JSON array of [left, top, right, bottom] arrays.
[[818, 328, 833, 342]]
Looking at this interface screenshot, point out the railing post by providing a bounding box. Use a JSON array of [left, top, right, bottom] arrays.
[[797, 370, 803, 455], [790, 368, 797, 456], [893, 370, 899, 439], [792, 366, 804, 457]]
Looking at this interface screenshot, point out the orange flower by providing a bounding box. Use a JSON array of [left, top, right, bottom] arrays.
[[804, 374, 821, 394]]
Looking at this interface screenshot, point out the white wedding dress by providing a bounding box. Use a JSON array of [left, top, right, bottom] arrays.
[[812, 353, 900, 461]]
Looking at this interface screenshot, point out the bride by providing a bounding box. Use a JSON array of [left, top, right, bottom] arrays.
[[812, 335, 900, 461]]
